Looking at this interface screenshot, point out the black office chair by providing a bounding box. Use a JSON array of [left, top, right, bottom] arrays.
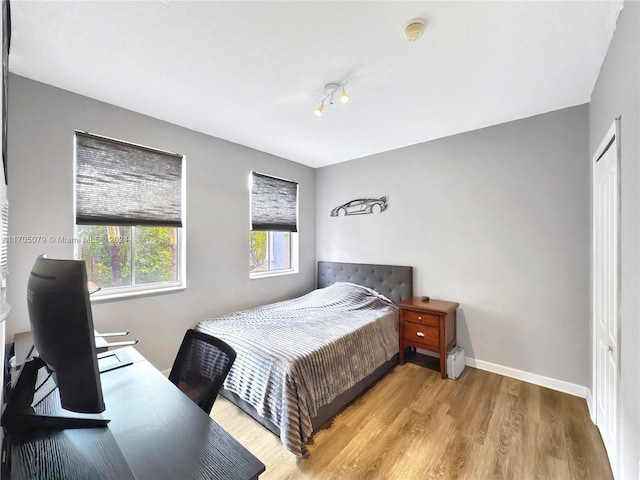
[[168, 329, 237, 414]]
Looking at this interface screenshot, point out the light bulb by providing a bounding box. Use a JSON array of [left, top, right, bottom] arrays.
[[314, 104, 324, 117], [340, 89, 349, 104]]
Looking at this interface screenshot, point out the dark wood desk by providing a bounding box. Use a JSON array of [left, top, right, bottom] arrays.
[[4, 347, 266, 480]]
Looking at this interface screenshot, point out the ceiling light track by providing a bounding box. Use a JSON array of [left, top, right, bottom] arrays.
[[314, 82, 349, 117]]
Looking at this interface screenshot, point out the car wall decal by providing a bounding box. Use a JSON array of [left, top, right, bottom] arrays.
[[330, 196, 388, 217]]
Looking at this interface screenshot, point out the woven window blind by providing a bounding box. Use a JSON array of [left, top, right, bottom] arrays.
[[250, 172, 298, 232], [75, 132, 183, 227]]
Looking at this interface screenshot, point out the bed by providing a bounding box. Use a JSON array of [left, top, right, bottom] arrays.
[[195, 261, 413, 457]]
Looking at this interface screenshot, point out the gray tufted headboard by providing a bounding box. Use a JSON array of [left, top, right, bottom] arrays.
[[317, 261, 413, 304]]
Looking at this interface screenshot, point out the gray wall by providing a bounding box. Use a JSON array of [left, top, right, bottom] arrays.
[[6, 75, 316, 370], [317, 105, 590, 387], [589, 1, 639, 478]]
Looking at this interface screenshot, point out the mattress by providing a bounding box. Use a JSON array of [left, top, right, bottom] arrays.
[[196, 282, 399, 457]]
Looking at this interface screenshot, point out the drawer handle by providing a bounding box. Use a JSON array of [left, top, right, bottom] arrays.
[[418, 316, 422, 320], [416, 332, 425, 337]]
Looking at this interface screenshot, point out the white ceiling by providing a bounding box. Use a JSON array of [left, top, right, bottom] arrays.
[[8, 1, 623, 168]]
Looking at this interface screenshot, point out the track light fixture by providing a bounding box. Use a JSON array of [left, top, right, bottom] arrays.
[[314, 82, 349, 117]]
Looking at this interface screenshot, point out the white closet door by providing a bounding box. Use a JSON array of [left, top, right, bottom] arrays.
[[593, 119, 620, 477]]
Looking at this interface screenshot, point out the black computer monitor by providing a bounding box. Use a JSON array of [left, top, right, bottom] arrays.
[[2, 255, 109, 431]]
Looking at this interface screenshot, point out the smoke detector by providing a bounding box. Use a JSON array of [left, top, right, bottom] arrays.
[[404, 18, 426, 42]]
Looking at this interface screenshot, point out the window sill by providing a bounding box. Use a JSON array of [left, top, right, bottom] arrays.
[[90, 284, 186, 303], [250, 269, 298, 280]]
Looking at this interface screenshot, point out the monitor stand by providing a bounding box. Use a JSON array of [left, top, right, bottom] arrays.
[[1, 357, 110, 431]]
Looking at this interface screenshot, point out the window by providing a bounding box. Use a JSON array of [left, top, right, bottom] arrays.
[[249, 172, 298, 278], [250, 231, 292, 273], [74, 132, 184, 298]]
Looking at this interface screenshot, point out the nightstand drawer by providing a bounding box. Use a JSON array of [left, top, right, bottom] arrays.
[[403, 323, 439, 348], [402, 310, 439, 327]]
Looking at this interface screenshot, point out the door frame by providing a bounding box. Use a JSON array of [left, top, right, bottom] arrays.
[[591, 116, 621, 477]]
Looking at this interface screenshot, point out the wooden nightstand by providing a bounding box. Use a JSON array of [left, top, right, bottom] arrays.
[[398, 297, 459, 379]]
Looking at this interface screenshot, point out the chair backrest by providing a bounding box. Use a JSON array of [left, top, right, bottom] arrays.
[[168, 329, 236, 414]]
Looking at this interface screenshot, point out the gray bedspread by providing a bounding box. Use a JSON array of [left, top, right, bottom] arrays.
[[195, 282, 399, 457]]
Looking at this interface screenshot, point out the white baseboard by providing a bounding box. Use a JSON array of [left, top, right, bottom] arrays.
[[586, 389, 596, 422], [465, 356, 589, 399]]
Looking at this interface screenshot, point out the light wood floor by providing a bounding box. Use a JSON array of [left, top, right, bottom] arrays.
[[210, 358, 612, 480]]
